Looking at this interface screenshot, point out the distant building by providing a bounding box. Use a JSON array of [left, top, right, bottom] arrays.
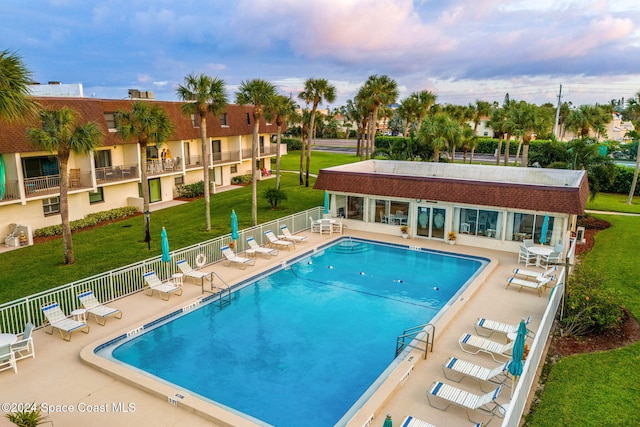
[[29, 82, 84, 98]]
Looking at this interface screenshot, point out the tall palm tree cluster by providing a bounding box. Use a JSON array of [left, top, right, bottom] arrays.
[[4, 48, 640, 262]]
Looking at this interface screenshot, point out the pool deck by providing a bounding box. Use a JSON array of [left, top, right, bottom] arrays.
[[0, 230, 550, 427]]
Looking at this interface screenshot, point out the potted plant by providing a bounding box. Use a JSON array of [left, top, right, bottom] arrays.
[[400, 225, 409, 238], [447, 231, 457, 245]]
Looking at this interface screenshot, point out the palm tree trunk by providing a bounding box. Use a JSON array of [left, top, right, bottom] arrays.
[[58, 156, 75, 265], [522, 140, 530, 167], [504, 135, 511, 166], [140, 143, 152, 247], [515, 141, 522, 165], [275, 125, 282, 190], [496, 136, 503, 165], [252, 121, 259, 226], [299, 125, 306, 185], [627, 143, 640, 204], [200, 117, 211, 231], [306, 107, 317, 187]]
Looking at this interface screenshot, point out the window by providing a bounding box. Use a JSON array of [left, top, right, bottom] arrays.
[[89, 187, 104, 204], [246, 113, 251, 125], [104, 112, 117, 131], [371, 199, 409, 225], [230, 165, 237, 174], [22, 156, 59, 178], [174, 176, 184, 186], [43, 196, 60, 216], [94, 150, 112, 168], [190, 114, 199, 128], [347, 196, 364, 221], [457, 207, 501, 238], [508, 213, 555, 243], [146, 145, 159, 160], [220, 113, 228, 126]]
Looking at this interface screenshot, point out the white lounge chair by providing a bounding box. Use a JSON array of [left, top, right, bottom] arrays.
[[264, 230, 295, 250], [247, 237, 278, 257], [512, 266, 556, 281], [176, 259, 212, 285], [0, 344, 17, 374], [11, 322, 35, 361], [221, 245, 256, 269], [143, 271, 183, 300], [506, 275, 554, 297], [41, 302, 90, 341], [400, 416, 437, 427], [279, 225, 308, 243], [475, 315, 533, 338], [77, 289, 123, 325], [427, 381, 504, 425], [443, 356, 510, 391], [459, 333, 513, 362]]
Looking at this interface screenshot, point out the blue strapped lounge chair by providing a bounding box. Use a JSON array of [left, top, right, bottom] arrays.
[[278, 225, 308, 243], [475, 315, 533, 338], [427, 381, 503, 425], [247, 237, 278, 257], [443, 356, 510, 391], [41, 302, 90, 341], [512, 266, 556, 281], [77, 289, 123, 325], [505, 275, 554, 297], [221, 245, 256, 269], [143, 271, 183, 300], [400, 416, 436, 427], [459, 333, 513, 362], [176, 259, 212, 285], [264, 230, 295, 250]]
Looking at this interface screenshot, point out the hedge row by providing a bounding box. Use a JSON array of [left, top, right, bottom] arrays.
[[176, 181, 205, 198], [35, 207, 139, 237]]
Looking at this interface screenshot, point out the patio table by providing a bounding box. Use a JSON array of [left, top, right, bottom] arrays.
[[527, 246, 553, 267]]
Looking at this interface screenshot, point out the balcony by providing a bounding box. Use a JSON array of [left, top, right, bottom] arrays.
[[96, 164, 140, 184], [241, 145, 278, 159], [147, 158, 183, 176], [184, 155, 203, 170], [24, 170, 92, 198], [212, 150, 241, 165], [0, 180, 20, 203]]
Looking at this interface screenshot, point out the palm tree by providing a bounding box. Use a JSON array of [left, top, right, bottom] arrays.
[[359, 75, 399, 159], [488, 107, 508, 165], [418, 112, 461, 162], [270, 94, 298, 190], [176, 74, 228, 231], [298, 78, 336, 187], [116, 102, 175, 245], [26, 107, 103, 265], [236, 79, 277, 225], [0, 49, 38, 122]]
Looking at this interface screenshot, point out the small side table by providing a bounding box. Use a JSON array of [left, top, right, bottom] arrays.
[[172, 273, 184, 286], [70, 308, 87, 322], [246, 249, 256, 258]]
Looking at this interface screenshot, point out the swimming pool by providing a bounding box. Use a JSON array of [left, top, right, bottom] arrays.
[[96, 239, 487, 426]]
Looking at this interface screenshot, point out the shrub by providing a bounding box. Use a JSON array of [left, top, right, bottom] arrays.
[[34, 207, 138, 237], [231, 174, 252, 185], [176, 181, 204, 198], [264, 188, 287, 209], [559, 265, 624, 337], [283, 138, 303, 151]]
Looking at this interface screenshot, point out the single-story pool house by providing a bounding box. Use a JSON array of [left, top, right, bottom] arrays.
[[314, 160, 589, 252]]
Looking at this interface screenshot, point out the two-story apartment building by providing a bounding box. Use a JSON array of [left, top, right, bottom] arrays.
[[0, 96, 281, 241]]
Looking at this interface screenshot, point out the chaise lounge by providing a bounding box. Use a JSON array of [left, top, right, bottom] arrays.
[[264, 230, 295, 250], [221, 245, 256, 269], [443, 356, 510, 391], [176, 259, 213, 285], [77, 289, 123, 325], [246, 237, 278, 257], [427, 380, 504, 425], [41, 302, 90, 341], [278, 225, 308, 243], [459, 333, 513, 362], [142, 271, 183, 300]]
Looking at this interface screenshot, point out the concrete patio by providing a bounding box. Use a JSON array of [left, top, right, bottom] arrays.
[[0, 230, 550, 427]]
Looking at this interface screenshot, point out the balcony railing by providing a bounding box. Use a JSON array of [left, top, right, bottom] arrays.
[[184, 155, 203, 169], [147, 158, 183, 176], [212, 150, 241, 165], [0, 180, 20, 202], [24, 171, 92, 197], [241, 146, 277, 159], [96, 164, 140, 184]]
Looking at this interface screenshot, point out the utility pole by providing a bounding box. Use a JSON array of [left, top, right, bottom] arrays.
[[553, 84, 563, 139]]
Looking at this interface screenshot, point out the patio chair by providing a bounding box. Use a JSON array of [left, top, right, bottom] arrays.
[[142, 271, 183, 300], [442, 356, 510, 391], [176, 259, 213, 285], [523, 239, 534, 248], [512, 266, 557, 281], [247, 237, 278, 257], [279, 225, 308, 243], [506, 275, 554, 297], [518, 246, 536, 266], [427, 380, 504, 425], [221, 245, 256, 269], [10, 322, 35, 361], [310, 216, 321, 233], [475, 315, 533, 339], [399, 416, 436, 427], [541, 251, 562, 267], [0, 344, 17, 374], [41, 302, 90, 341], [459, 333, 513, 362], [77, 289, 123, 325], [264, 230, 295, 250]]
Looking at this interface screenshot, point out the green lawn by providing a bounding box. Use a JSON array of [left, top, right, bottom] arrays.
[[526, 214, 640, 426], [585, 192, 640, 214]]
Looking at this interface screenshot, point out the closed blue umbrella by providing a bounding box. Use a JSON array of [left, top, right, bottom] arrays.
[[161, 227, 171, 262], [323, 191, 330, 215], [382, 414, 392, 427], [508, 319, 528, 397], [539, 213, 549, 244], [0, 155, 5, 200], [231, 210, 239, 241]]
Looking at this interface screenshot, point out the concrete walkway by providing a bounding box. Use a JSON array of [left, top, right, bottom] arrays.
[[0, 230, 549, 427]]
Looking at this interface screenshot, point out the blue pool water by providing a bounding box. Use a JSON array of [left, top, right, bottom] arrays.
[[102, 239, 486, 426]]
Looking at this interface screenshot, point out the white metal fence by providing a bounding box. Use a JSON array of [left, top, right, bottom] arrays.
[[0, 207, 323, 334], [500, 237, 575, 426]]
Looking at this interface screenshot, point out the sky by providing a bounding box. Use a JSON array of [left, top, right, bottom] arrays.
[[2, 0, 640, 109]]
